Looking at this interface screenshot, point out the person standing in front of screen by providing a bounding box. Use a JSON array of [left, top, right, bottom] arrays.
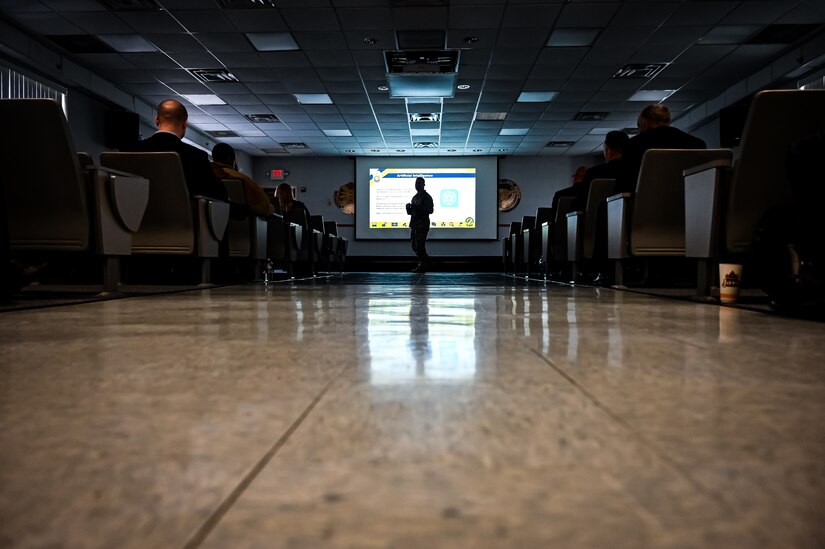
[[406, 177, 434, 273]]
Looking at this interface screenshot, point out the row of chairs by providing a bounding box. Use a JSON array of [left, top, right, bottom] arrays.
[[504, 89, 825, 296], [2, 99, 347, 294]]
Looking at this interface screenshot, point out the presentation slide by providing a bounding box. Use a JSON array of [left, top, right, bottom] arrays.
[[355, 156, 498, 241], [368, 168, 476, 229]]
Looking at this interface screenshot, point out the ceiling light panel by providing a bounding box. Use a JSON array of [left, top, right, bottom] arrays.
[[246, 32, 299, 52], [293, 93, 333, 104], [182, 94, 226, 105], [517, 91, 557, 103], [628, 90, 676, 102]]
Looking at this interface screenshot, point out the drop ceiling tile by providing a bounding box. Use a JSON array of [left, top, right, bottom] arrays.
[[448, 5, 506, 29], [116, 11, 183, 34], [612, 2, 680, 27], [171, 10, 233, 32], [195, 33, 253, 53], [223, 9, 288, 33], [502, 3, 563, 28], [61, 11, 132, 33], [556, 2, 620, 27], [294, 31, 349, 51], [336, 7, 393, 30], [280, 8, 341, 31]]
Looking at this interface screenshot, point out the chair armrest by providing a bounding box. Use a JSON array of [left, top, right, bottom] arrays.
[[206, 200, 230, 241], [682, 158, 732, 178], [606, 194, 633, 259], [684, 164, 730, 258], [606, 192, 632, 203], [98, 169, 150, 232], [566, 211, 583, 219]]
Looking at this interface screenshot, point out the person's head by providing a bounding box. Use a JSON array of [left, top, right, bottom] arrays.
[[275, 183, 294, 213], [155, 99, 188, 138], [572, 166, 588, 184], [637, 104, 671, 133], [211, 142, 236, 169], [603, 130, 629, 161], [415, 177, 425, 191]]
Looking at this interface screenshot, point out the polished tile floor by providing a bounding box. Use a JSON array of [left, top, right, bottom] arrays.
[[1, 273, 824, 548]]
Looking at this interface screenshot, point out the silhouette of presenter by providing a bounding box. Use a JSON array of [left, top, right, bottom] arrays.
[[405, 177, 434, 273]]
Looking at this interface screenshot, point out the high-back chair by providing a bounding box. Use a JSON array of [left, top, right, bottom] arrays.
[[324, 220, 347, 273], [566, 179, 616, 282], [100, 152, 229, 285], [514, 215, 535, 276], [684, 89, 825, 296], [607, 148, 733, 285], [1, 99, 149, 294], [502, 221, 521, 274], [222, 179, 267, 279], [543, 196, 575, 277]]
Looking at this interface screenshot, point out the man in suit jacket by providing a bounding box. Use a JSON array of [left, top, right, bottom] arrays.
[[617, 103, 706, 193], [572, 130, 630, 210], [129, 99, 228, 201]]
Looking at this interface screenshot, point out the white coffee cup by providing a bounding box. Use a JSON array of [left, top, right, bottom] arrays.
[[719, 263, 743, 304]]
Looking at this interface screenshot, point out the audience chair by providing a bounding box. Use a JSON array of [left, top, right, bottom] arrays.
[[502, 221, 521, 274], [324, 221, 348, 273], [222, 179, 267, 279], [526, 207, 553, 277], [1, 99, 149, 294], [100, 152, 229, 286], [266, 213, 303, 279], [684, 89, 825, 297], [606, 149, 733, 286], [544, 196, 575, 278], [566, 179, 616, 282], [514, 215, 536, 277]]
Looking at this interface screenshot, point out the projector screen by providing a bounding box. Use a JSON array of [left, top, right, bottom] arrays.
[[355, 157, 498, 240]]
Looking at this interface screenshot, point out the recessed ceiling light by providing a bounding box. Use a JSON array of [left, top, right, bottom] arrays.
[[396, 149, 406, 152], [182, 94, 225, 106], [546, 28, 600, 47], [322, 129, 352, 137], [499, 128, 529, 136], [344, 149, 356, 153], [628, 90, 676, 102], [447, 149, 457, 152], [498, 148, 509, 152], [457, 84, 470, 90], [363, 37, 378, 45], [378, 85, 389, 91], [97, 34, 156, 53], [517, 91, 557, 103], [463, 36, 479, 44], [245, 32, 299, 52], [472, 149, 483, 152], [371, 149, 381, 152], [293, 93, 333, 104]]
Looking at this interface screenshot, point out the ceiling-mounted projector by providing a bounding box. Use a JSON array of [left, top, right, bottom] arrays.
[[384, 50, 460, 99]]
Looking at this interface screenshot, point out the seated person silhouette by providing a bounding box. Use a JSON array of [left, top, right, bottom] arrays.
[[551, 165, 588, 215], [617, 103, 706, 194], [128, 99, 228, 202], [211, 143, 274, 217], [273, 183, 311, 229]]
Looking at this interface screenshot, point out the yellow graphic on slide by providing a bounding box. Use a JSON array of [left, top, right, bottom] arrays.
[[369, 169, 392, 186], [371, 218, 475, 229]]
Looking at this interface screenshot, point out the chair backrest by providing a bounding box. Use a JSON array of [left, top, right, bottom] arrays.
[[508, 221, 521, 236], [521, 215, 536, 233], [324, 221, 339, 236], [310, 214, 325, 233], [100, 152, 195, 253], [1, 99, 90, 251], [222, 179, 246, 204], [535, 207, 553, 227], [551, 196, 576, 260], [631, 149, 732, 255], [581, 179, 615, 258], [726, 89, 825, 253]]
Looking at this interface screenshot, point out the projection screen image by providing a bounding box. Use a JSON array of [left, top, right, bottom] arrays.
[[368, 168, 476, 229]]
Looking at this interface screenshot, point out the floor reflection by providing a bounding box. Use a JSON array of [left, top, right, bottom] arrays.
[[366, 291, 477, 384]]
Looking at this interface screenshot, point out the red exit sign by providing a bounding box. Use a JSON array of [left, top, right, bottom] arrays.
[[270, 169, 285, 180]]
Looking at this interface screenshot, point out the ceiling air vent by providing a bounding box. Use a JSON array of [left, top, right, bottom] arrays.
[[206, 130, 238, 138], [262, 148, 289, 155], [413, 142, 439, 149], [97, 0, 161, 9], [409, 113, 440, 122], [546, 141, 575, 148], [279, 142, 310, 150], [574, 111, 609, 121], [244, 113, 280, 123], [613, 63, 668, 79], [189, 69, 238, 83]]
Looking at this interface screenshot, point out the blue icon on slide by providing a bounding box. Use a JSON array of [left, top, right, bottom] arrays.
[[440, 189, 458, 207]]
